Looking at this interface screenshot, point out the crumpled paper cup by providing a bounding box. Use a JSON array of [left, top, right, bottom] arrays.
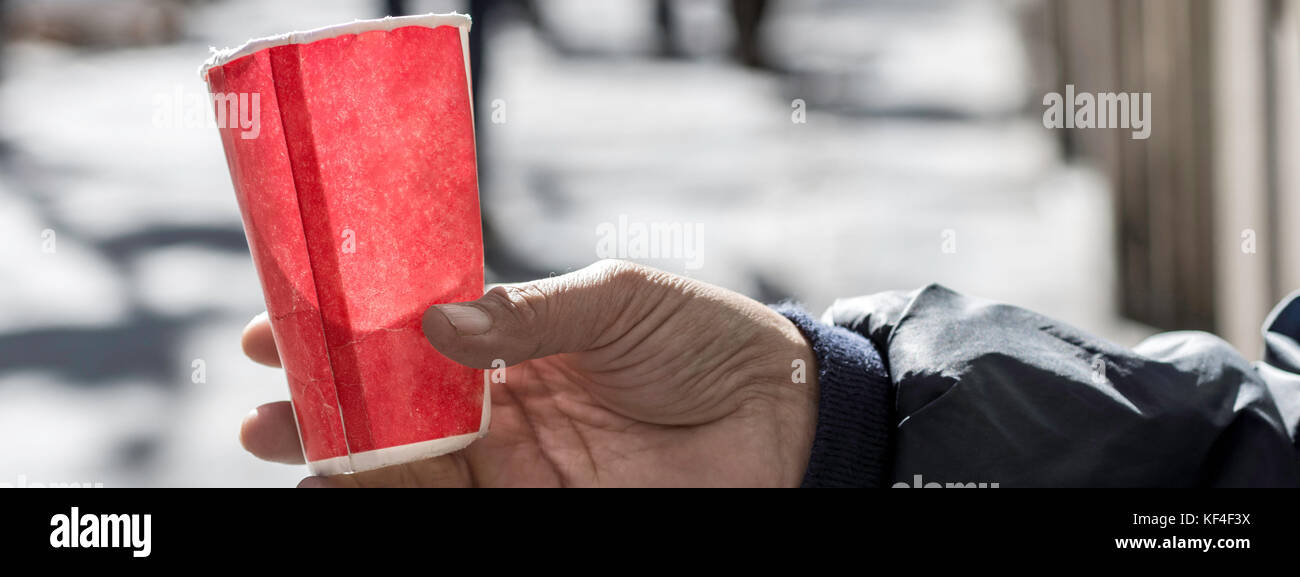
[[203, 13, 488, 475]]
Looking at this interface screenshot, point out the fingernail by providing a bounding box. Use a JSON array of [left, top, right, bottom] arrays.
[[433, 304, 492, 336]]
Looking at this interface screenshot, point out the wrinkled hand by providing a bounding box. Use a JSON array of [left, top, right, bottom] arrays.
[[240, 260, 819, 487]]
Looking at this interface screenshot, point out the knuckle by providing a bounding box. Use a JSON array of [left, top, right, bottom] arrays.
[[483, 283, 548, 327], [587, 259, 649, 287]]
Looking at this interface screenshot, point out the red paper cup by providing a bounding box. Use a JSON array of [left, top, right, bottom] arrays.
[[202, 14, 488, 475]]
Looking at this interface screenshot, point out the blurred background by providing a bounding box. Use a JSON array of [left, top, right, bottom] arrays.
[[0, 0, 1295, 486]]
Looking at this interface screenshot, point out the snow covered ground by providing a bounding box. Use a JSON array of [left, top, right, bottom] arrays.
[[0, 0, 1150, 487]]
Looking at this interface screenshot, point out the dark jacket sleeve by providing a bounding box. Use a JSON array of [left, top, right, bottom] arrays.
[[772, 305, 893, 487], [1259, 290, 1300, 451], [823, 284, 1300, 487]]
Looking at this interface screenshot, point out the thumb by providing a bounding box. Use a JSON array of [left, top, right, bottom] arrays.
[[421, 260, 654, 368]]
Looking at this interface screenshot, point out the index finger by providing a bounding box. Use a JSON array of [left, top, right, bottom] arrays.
[[241, 312, 282, 368]]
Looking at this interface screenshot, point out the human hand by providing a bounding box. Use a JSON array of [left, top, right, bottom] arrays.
[[240, 260, 819, 487]]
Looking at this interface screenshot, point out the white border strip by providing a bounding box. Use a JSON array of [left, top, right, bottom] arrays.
[[307, 375, 492, 477], [200, 12, 472, 80]]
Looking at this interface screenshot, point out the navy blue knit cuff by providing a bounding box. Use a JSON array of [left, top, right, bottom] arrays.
[[772, 304, 894, 488]]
